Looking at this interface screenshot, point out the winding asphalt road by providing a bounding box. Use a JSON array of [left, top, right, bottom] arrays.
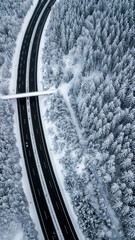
[[17, 0, 79, 240], [17, 1, 58, 239]]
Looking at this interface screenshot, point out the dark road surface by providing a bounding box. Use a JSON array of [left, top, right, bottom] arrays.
[[17, 1, 58, 239], [17, 0, 79, 239]]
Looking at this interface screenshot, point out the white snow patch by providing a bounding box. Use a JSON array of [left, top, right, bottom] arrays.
[[13, 231, 23, 240], [58, 82, 83, 142], [63, 52, 102, 84], [1, 221, 24, 240], [63, 53, 83, 77], [76, 158, 85, 175]]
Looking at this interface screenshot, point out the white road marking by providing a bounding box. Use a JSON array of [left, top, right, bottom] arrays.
[[56, 201, 59, 210], [64, 225, 68, 234], [18, 104, 50, 240], [26, 133, 28, 140], [44, 210, 48, 220], [39, 144, 42, 150]]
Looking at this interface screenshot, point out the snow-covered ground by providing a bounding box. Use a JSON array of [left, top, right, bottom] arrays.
[[14, 231, 23, 240], [9, 0, 44, 239], [37, 3, 85, 240]]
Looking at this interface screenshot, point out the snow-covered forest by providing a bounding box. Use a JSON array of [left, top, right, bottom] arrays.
[[41, 0, 135, 239], [0, 1, 38, 239]]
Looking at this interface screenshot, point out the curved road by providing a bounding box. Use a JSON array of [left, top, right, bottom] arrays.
[[29, 2, 79, 240], [17, 0, 79, 240], [17, 1, 58, 239]]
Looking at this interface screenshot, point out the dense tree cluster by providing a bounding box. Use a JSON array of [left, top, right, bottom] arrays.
[[42, 0, 135, 239], [0, 101, 38, 240], [0, 0, 38, 239], [0, 0, 32, 80]]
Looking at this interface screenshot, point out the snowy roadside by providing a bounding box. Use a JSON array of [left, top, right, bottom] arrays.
[[37, 3, 85, 240], [9, 0, 44, 239]]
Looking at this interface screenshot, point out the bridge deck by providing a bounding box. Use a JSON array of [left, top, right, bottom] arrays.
[[1, 90, 55, 99]]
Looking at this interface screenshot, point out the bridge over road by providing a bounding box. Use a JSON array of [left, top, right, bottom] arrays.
[[0, 90, 55, 100]]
